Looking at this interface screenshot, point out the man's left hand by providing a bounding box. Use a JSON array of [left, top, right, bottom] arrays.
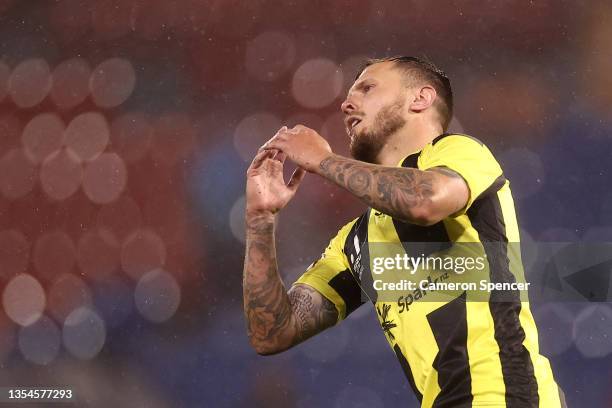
[[263, 125, 333, 173]]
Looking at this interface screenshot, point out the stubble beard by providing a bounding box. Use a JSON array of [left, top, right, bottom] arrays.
[[349, 97, 407, 164]]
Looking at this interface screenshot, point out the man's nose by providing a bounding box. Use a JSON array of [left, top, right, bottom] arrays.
[[341, 97, 356, 115]]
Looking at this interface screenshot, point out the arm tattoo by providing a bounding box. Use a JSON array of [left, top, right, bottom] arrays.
[[288, 284, 338, 340], [243, 215, 338, 354], [319, 154, 441, 223]]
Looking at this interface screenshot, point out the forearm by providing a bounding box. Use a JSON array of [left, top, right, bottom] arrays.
[[318, 154, 437, 225], [243, 211, 297, 354]]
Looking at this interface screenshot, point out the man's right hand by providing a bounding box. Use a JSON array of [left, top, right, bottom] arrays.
[[243, 137, 338, 356], [245, 141, 306, 220]]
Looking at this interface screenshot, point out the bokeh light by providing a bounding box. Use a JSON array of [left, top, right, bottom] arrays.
[[0, 148, 36, 199], [3, 274, 46, 326], [229, 196, 246, 244], [82, 152, 127, 204], [292, 58, 343, 109], [21, 113, 65, 163], [63, 307, 106, 359], [33, 231, 76, 281], [573, 304, 612, 358], [50, 57, 91, 110], [40, 148, 82, 201], [110, 112, 153, 163], [8, 58, 52, 108], [47, 274, 93, 322], [245, 31, 296, 82], [64, 112, 110, 161], [134, 269, 181, 323], [18, 315, 60, 365], [90, 58, 136, 108], [121, 229, 166, 280], [0, 229, 29, 280], [77, 229, 120, 282], [233, 112, 282, 162]]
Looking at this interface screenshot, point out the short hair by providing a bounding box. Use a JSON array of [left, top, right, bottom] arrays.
[[356, 56, 453, 131]]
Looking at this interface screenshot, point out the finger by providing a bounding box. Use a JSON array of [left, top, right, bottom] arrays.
[[273, 151, 287, 163], [258, 144, 276, 154], [265, 156, 284, 179], [288, 125, 302, 134], [263, 139, 283, 151], [287, 167, 306, 191], [249, 149, 274, 170], [260, 126, 288, 150]]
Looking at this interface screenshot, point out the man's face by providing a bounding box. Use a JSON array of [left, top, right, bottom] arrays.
[[341, 62, 410, 163]]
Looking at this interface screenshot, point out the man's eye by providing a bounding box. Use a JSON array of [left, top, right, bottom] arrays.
[[364, 85, 373, 92]]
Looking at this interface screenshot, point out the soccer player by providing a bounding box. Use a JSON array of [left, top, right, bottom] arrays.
[[243, 56, 565, 407]]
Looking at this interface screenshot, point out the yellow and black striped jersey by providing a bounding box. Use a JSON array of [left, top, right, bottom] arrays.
[[294, 133, 563, 407]]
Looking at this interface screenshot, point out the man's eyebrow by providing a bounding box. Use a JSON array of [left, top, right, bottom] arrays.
[[351, 78, 376, 92]]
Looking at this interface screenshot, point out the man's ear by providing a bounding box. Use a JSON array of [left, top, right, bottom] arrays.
[[409, 85, 437, 112]]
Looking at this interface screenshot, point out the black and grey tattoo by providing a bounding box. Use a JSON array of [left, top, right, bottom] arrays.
[[319, 154, 443, 223], [243, 215, 338, 355]]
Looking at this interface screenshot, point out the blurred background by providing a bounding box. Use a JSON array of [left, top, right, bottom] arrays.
[[0, 0, 610, 406]]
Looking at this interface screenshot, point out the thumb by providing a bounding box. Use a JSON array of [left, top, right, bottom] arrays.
[[287, 167, 306, 192]]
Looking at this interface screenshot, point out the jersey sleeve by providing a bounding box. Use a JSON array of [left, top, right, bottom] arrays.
[[419, 134, 504, 214], [293, 220, 364, 323]]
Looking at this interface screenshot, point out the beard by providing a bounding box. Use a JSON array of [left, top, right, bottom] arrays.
[[349, 97, 406, 164]]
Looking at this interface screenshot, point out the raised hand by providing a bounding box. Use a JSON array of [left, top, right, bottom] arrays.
[[262, 125, 333, 173], [245, 146, 306, 217]]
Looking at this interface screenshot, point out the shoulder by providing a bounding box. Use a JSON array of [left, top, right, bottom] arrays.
[[421, 132, 495, 160], [418, 132, 502, 173], [431, 132, 485, 147]]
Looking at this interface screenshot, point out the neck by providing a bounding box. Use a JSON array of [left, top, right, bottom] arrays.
[[375, 119, 444, 166]]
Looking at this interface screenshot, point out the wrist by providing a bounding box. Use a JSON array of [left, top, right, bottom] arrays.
[[314, 151, 335, 175], [245, 208, 276, 230]]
